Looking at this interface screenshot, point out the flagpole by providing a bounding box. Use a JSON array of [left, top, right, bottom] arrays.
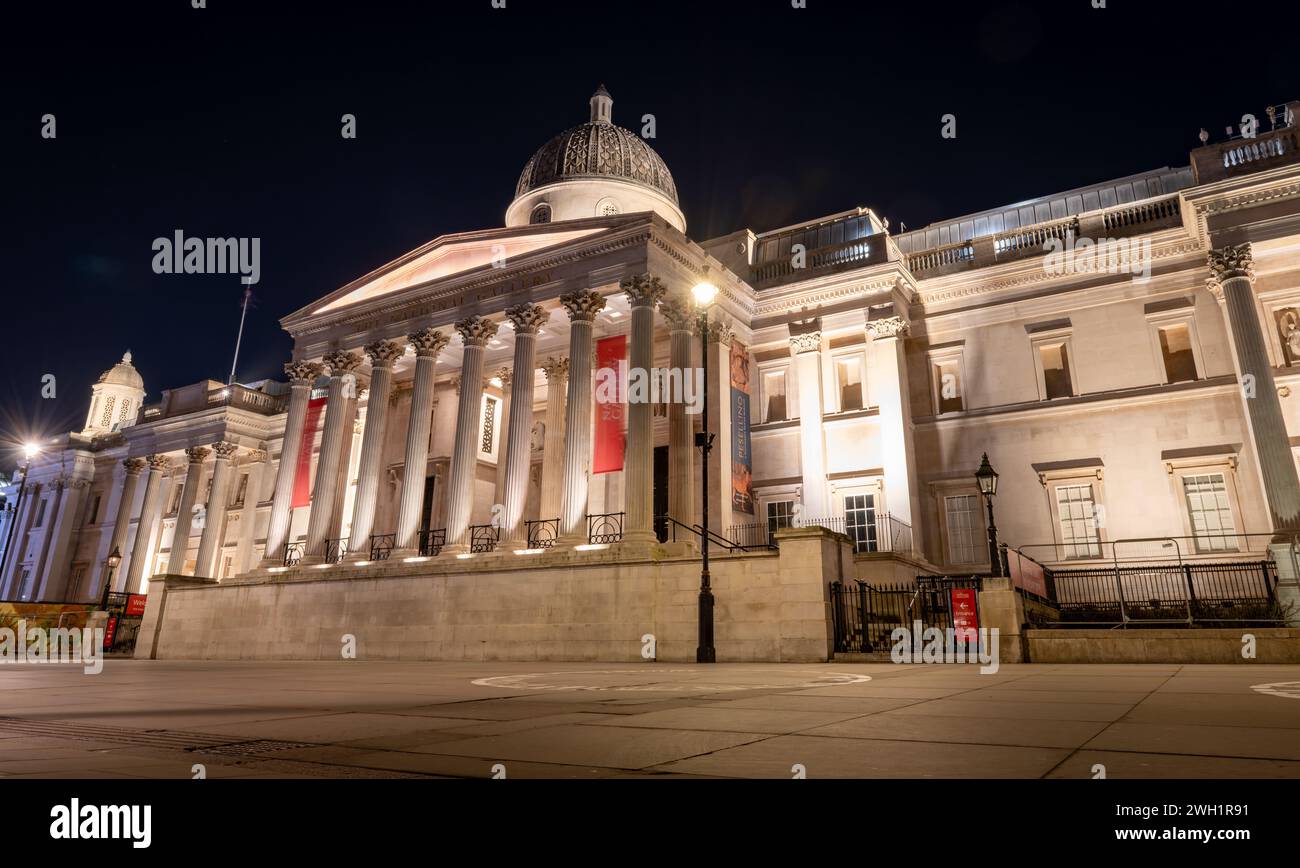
[[228, 281, 252, 386]]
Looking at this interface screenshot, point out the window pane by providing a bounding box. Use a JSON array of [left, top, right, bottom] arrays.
[[1183, 473, 1237, 552], [1159, 324, 1197, 383], [844, 493, 877, 553], [1055, 484, 1100, 558], [1040, 342, 1074, 399], [837, 358, 863, 411], [764, 371, 787, 422], [944, 494, 979, 563], [766, 500, 794, 536]]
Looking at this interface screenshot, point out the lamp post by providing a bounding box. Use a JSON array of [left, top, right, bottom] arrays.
[[0, 443, 40, 589], [100, 546, 123, 610], [975, 452, 1002, 577], [692, 279, 719, 664]]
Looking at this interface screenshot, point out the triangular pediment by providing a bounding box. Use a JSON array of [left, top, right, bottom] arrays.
[[306, 224, 610, 317]]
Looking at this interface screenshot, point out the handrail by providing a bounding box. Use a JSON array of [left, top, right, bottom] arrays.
[[657, 514, 772, 552]]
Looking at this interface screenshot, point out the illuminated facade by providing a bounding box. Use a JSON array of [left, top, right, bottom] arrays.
[[4, 91, 1300, 650]]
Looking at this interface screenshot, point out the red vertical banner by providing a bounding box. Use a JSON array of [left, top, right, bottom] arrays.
[[951, 588, 979, 645], [593, 335, 626, 474], [291, 396, 327, 508]]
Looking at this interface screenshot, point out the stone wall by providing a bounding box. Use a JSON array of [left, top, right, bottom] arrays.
[[1026, 627, 1300, 663], [135, 526, 845, 663]]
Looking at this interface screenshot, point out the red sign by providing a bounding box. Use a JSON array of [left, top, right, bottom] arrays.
[[593, 336, 626, 474], [1006, 549, 1048, 598], [292, 396, 327, 508], [951, 588, 979, 645], [125, 594, 148, 617], [103, 615, 118, 650]]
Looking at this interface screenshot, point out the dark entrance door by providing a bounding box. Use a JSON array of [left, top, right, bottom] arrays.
[[653, 446, 669, 542]]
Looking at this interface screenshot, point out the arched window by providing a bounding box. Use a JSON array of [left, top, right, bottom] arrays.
[[596, 197, 621, 217], [119, 399, 132, 422], [530, 203, 552, 225], [100, 396, 116, 428]]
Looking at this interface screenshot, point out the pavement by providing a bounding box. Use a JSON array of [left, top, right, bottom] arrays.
[[2, 660, 1300, 779]]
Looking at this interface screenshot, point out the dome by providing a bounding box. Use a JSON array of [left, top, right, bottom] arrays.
[[97, 350, 144, 390], [514, 87, 679, 206]]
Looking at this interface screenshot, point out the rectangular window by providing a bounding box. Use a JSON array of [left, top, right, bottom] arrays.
[[233, 474, 249, 508], [766, 500, 794, 535], [934, 360, 964, 413], [1038, 342, 1074, 399], [1182, 472, 1238, 552], [86, 494, 102, 526], [1158, 323, 1198, 383], [944, 494, 980, 564], [481, 396, 499, 456], [1055, 484, 1101, 558], [844, 493, 877, 554], [33, 498, 47, 529], [169, 483, 184, 516], [763, 370, 787, 422], [835, 357, 864, 411]]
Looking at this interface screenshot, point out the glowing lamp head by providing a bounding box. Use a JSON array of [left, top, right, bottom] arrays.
[[106, 547, 123, 569], [975, 452, 999, 497], [489, 377, 503, 389], [22, 443, 39, 460], [691, 281, 719, 307]]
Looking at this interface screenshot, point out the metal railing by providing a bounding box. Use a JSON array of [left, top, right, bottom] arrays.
[[283, 542, 304, 568], [470, 524, 500, 554], [325, 537, 348, 564], [659, 514, 773, 552], [369, 533, 395, 561], [728, 512, 914, 555], [586, 512, 625, 545], [526, 518, 559, 549], [418, 529, 445, 557], [830, 580, 971, 655]]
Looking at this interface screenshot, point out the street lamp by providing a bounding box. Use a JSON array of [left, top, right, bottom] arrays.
[[975, 452, 1002, 577], [692, 279, 719, 664], [0, 442, 41, 586], [100, 546, 123, 610]]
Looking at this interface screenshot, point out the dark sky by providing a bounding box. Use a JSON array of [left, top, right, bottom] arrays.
[[4, 0, 1300, 450]]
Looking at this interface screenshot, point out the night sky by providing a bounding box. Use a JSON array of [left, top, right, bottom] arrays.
[[5, 0, 1300, 456]]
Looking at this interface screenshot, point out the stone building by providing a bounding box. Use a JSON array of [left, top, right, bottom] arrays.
[[3, 89, 1299, 659]]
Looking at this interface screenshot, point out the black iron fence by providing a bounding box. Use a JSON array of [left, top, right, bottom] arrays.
[[587, 512, 624, 545], [283, 542, 304, 567], [470, 524, 500, 553], [418, 529, 446, 557], [830, 579, 974, 655], [369, 533, 395, 561], [526, 518, 559, 549], [1045, 560, 1280, 625], [729, 512, 914, 555], [325, 537, 348, 564]]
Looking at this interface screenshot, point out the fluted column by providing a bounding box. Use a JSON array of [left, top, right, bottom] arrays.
[[395, 328, 449, 550], [559, 290, 607, 539], [36, 478, 90, 600], [1208, 244, 1300, 529], [790, 323, 829, 519], [1, 481, 41, 598], [166, 446, 209, 575], [493, 368, 514, 507], [868, 313, 922, 551], [263, 361, 321, 564], [622, 274, 666, 544], [445, 316, 500, 552], [660, 293, 696, 526], [103, 458, 145, 593], [124, 454, 170, 593], [502, 304, 549, 544], [304, 350, 363, 560], [194, 441, 238, 578], [348, 340, 405, 553], [538, 357, 569, 521]]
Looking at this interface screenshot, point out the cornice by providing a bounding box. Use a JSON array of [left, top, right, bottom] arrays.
[[753, 267, 914, 320]]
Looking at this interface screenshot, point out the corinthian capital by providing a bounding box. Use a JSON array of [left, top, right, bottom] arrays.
[[702, 318, 735, 346], [364, 339, 406, 368], [621, 273, 667, 309], [866, 316, 910, 340], [212, 441, 239, 461], [540, 356, 569, 384], [409, 327, 450, 358], [1206, 243, 1256, 297], [455, 315, 499, 348], [789, 330, 821, 354], [145, 454, 170, 473], [284, 360, 322, 385], [184, 446, 211, 464], [560, 289, 606, 323], [658, 293, 694, 331], [323, 350, 363, 376], [123, 457, 147, 475], [505, 303, 549, 335]]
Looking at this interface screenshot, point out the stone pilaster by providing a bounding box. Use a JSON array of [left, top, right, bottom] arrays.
[[559, 289, 607, 539], [395, 328, 449, 550], [263, 360, 321, 564], [493, 367, 514, 509], [502, 304, 549, 544], [622, 273, 666, 544], [349, 339, 405, 553], [867, 312, 921, 550], [36, 478, 91, 600], [303, 350, 362, 560], [125, 454, 170, 593], [194, 441, 239, 579], [445, 315, 499, 552], [790, 321, 828, 520], [102, 458, 146, 593], [166, 446, 209, 575], [538, 357, 569, 522]]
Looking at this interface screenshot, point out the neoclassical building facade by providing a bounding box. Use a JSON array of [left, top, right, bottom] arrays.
[[4, 91, 1300, 646]]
